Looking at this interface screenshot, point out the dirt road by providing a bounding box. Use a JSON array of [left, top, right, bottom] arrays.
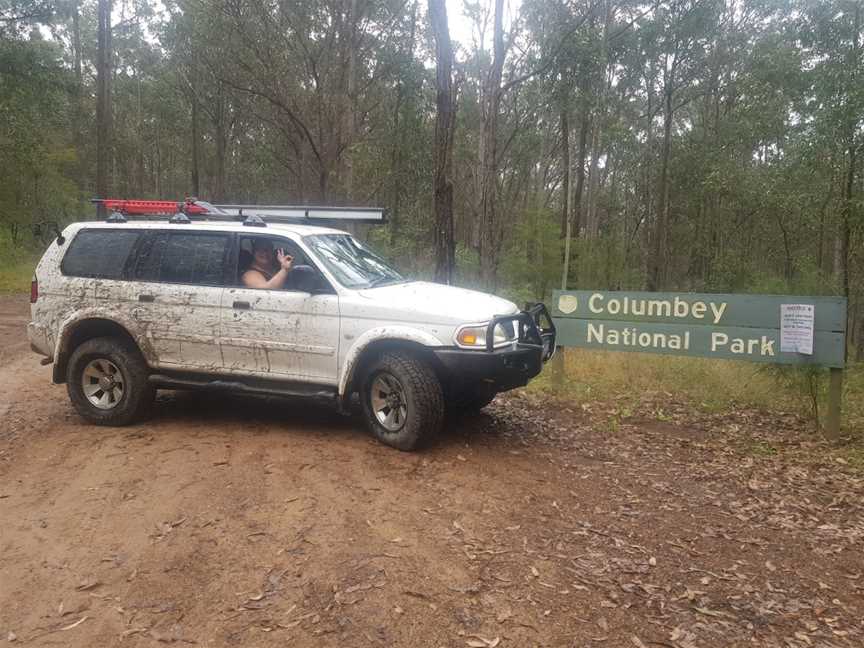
[[1, 295, 862, 647]]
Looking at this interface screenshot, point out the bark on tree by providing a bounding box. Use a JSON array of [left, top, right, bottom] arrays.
[[839, 1, 860, 358], [191, 87, 200, 197], [584, 118, 602, 239], [573, 104, 590, 240], [95, 0, 112, 217], [478, 0, 506, 290], [560, 108, 570, 239], [429, 0, 456, 284], [341, 0, 358, 201], [390, 2, 418, 246], [136, 76, 145, 196], [648, 82, 674, 291], [72, 1, 85, 211]]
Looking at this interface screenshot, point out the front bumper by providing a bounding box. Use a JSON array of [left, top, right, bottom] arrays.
[[434, 343, 545, 392], [433, 302, 557, 393]]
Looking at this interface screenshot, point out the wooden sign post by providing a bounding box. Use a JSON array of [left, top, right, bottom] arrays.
[[552, 291, 848, 437]]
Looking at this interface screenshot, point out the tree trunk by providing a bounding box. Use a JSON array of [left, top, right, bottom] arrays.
[[478, 0, 506, 289], [648, 85, 674, 291], [340, 0, 358, 201], [191, 89, 200, 197], [72, 1, 85, 211], [573, 106, 590, 240], [584, 0, 611, 241], [840, 1, 860, 358], [429, 0, 456, 284], [95, 0, 112, 217], [584, 118, 602, 239], [390, 2, 417, 246], [840, 134, 855, 347], [136, 75, 145, 196], [560, 108, 570, 239]]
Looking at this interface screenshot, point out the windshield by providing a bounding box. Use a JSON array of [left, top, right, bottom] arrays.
[[304, 234, 405, 288]]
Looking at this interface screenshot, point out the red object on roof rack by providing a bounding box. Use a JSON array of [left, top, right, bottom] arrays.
[[94, 198, 213, 215]]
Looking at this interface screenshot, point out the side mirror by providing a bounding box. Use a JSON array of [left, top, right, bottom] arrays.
[[291, 265, 331, 294]]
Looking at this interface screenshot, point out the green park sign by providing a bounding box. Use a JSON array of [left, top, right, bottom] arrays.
[[551, 290, 847, 368], [550, 290, 848, 436]]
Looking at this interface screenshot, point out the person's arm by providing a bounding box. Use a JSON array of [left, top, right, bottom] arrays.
[[242, 251, 293, 289]]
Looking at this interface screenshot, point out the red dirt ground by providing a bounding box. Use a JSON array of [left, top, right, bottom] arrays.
[[0, 294, 861, 647]]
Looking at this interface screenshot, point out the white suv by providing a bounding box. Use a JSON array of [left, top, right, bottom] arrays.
[[27, 202, 555, 450]]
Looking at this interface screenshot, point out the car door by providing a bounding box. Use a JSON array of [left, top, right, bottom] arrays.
[[220, 234, 340, 385], [127, 230, 230, 371]]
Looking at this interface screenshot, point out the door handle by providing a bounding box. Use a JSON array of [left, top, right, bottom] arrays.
[[138, 294, 155, 303], [233, 300, 251, 310]]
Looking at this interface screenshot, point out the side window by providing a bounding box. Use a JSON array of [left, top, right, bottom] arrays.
[[61, 230, 140, 279], [133, 232, 230, 286], [236, 237, 304, 286], [237, 236, 331, 292]]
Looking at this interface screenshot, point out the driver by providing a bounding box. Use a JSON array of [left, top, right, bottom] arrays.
[[242, 239, 294, 289]]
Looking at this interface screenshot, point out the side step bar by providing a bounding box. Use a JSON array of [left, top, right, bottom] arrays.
[[148, 373, 338, 402]]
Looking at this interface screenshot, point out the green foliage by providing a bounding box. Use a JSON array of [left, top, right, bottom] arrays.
[[0, 33, 80, 234], [0, 0, 862, 379], [499, 207, 563, 303], [0, 230, 38, 293]]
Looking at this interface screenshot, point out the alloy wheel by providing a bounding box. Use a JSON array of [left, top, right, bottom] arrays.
[[81, 359, 125, 410]]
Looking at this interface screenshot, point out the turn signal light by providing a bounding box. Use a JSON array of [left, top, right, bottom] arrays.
[[457, 330, 478, 346]]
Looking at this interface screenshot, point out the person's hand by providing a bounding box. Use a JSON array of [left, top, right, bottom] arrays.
[[276, 249, 293, 272]]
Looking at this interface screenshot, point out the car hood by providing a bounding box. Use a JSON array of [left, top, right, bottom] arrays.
[[356, 281, 519, 324]]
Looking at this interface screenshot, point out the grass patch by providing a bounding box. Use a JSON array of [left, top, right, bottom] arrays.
[[0, 252, 38, 294], [532, 348, 863, 437]]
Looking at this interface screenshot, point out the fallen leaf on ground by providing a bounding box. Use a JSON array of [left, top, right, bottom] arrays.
[[694, 606, 733, 619], [60, 617, 88, 631]]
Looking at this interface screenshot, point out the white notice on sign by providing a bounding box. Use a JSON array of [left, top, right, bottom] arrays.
[[780, 304, 815, 355]]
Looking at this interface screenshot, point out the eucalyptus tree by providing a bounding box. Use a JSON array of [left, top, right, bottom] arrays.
[[429, 0, 457, 283], [194, 0, 410, 204], [793, 0, 863, 354], [0, 1, 77, 239], [95, 0, 111, 214]]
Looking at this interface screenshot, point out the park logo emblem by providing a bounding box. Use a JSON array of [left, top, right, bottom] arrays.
[[558, 294, 578, 314]]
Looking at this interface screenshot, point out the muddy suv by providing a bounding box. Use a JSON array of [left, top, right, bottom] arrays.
[[27, 201, 555, 450]]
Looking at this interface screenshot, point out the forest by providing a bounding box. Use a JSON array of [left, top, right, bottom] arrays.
[[1, 0, 862, 358]]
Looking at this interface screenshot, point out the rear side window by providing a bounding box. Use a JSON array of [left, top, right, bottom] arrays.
[[61, 230, 140, 279], [132, 232, 230, 286]]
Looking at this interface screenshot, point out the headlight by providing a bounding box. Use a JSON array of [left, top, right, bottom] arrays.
[[455, 321, 517, 349]]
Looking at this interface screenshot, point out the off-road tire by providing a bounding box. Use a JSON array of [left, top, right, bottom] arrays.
[[448, 383, 498, 415], [361, 352, 444, 451], [66, 337, 155, 426]]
